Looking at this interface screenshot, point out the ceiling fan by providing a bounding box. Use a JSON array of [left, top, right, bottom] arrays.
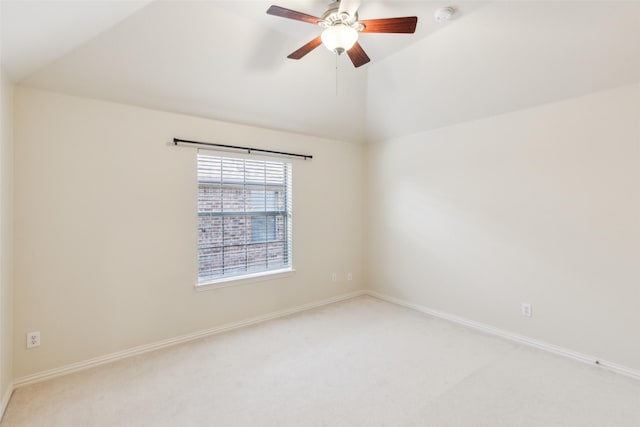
[[266, 0, 418, 68]]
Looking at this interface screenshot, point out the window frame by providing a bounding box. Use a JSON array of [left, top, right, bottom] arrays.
[[195, 151, 294, 289]]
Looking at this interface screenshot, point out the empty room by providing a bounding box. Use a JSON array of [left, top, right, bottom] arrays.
[[0, 0, 639, 425]]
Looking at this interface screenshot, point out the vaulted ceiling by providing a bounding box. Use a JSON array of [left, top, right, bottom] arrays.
[[2, 1, 639, 143]]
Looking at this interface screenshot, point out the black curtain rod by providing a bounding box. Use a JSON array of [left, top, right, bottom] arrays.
[[173, 138, 313, 160]]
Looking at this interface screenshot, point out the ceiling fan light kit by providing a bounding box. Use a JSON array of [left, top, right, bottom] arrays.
[[321, 24, 359, 54], [266, 0, 418, 68]]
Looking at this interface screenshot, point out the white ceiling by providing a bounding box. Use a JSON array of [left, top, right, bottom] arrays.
[[366, 0, 640, 141], [2, 1, 639, 143], [0, 0, 154, 81]]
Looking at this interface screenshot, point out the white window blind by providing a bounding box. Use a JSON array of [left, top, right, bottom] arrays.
[[197, 152, 292, 284]]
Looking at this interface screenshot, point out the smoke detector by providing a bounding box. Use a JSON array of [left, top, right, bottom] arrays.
[[434, 7, 455, 22]]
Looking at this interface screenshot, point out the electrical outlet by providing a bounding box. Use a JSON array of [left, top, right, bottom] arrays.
[[521, 303, 532, 318], [347, 273, 353, 281], [27, 331, 40, 349], [331, 273, 337, 283]]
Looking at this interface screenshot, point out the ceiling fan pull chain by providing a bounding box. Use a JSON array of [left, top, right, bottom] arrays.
[[336, 54, 339, 97]]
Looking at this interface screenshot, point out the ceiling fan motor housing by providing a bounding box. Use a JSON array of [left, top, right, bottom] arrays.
[[321, 2, 360, 28]]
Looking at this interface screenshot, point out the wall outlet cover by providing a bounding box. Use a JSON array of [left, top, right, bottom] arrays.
[[27, 331, 41, 348]]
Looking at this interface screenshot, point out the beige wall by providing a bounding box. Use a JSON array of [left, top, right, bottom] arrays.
[[366, 83, 640, 371], [12, 82, 640, 380], [13, 87, 364, 378], [0, 67, 14, 400]]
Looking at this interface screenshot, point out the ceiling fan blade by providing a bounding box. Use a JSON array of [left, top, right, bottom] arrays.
[[347, 42, 370, 68], [338, 0, 361, 19], [360, 17, 418, 33], [266, 5, 322, 25], [287, 37, 323, 60]]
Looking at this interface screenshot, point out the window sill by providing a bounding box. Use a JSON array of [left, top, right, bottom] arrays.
[[195, 268, 296, 292]]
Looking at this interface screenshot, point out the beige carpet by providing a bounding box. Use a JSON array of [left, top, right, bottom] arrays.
[[3, 296, 640, 426]]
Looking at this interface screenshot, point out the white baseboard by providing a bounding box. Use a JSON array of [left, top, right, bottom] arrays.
[[12, 288, 639, 393], [0, 383, 13, 422], [366, 290, 640, 381], [13, 290, 367, 388]]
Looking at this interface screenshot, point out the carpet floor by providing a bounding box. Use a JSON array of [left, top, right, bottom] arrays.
[[3, 296, 640, 426]]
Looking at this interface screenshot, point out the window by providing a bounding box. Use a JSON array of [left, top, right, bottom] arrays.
[[197, 153, 292, 284]]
